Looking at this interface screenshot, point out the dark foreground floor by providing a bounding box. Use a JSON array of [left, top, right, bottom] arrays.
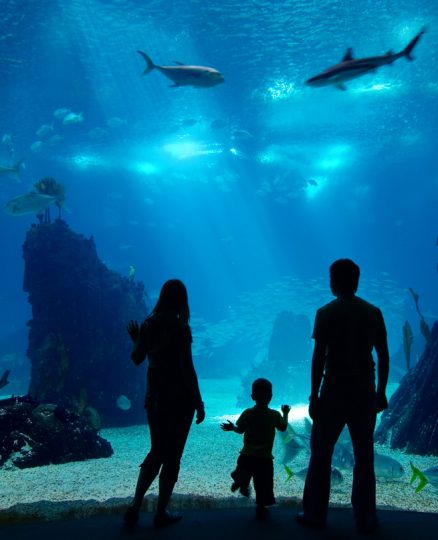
[[2, 506, 437, 540]]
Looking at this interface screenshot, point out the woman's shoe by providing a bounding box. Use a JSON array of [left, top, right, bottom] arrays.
[[153, 511, 183, 528], [123, 505, 139, 525]]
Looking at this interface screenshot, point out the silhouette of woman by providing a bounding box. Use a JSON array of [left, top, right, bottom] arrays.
[[124, 279, 205, 527]]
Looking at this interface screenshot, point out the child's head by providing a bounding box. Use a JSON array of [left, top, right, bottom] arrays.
[[251, 378, 273, 405]]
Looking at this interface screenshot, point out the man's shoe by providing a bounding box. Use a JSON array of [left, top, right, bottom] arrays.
[[296, 511, 326, 529], [153, 511, 183, 528], [356, 515, 379, 534]]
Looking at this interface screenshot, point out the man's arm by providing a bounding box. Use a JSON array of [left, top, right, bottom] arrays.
[[310, 338, 326, 399], [308, 338, 327, 420], [375, 337, 389, 412]]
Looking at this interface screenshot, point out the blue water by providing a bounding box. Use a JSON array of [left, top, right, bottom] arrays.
[[0, 2, 437, 402]]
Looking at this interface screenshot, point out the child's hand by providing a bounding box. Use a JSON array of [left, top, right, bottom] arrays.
[[220, 420, 235, 432], [281, 404, 291, 415]]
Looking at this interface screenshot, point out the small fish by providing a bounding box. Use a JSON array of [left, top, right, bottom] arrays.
[[53, 107, 71, 120], [410, 462, 429, 493], [30, 141, 44, 152], [2, 134, 12, 145], [306, 28, 425, 90], [63, 112, 84, 125], [0, 159, 24, 180], [116, 394, 131, 411], [0, 369, 10, 389], [284, 464, 293, 482], [4, 191, 60, 216], [36, 123, 54, 138], [402, 320, 414, 370], [107, 116, 127, 128], [128, 265, 136, 279], [137, 51, 224, 88]]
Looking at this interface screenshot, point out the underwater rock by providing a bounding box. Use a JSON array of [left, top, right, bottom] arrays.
[[237, 310, 312, 406], [22, 220, 148, 426], [0, 395, 112, 468], [375, 321, 438, 455]]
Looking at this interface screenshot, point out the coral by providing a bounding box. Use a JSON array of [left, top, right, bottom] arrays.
[[23, 220, 148, 426]]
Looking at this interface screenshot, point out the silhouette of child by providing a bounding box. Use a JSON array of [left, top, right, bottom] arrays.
[[221, 378, 290, 519]]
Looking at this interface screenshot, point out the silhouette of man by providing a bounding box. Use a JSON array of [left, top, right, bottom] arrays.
[[296, 259, 389, 533]]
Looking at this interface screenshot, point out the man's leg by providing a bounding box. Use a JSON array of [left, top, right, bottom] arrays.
[[301, 407, 345, 523], [348, 402, 377, 529]]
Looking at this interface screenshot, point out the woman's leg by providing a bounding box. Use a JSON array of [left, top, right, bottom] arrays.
[[125, 409, 165, 521], [155, 407, 194, 518]]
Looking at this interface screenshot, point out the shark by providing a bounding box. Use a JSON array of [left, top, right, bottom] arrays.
[[306, 28, 425, 90], [137, 51, 224, 88], [0, 159, 24, 181]]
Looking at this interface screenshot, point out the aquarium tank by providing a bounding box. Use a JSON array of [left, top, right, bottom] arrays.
[[0, 0, 437, 522]]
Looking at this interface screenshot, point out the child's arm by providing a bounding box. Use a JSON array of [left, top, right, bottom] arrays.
[[220, 420, 244, 433], [278, 404, 291, 431]]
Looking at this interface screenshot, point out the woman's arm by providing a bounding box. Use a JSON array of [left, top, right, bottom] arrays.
[[129, 320, 149, 365]]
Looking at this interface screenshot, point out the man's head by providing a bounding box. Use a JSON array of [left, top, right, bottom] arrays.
[[330, 258, 360, 296], [251, 378, 273, 405]]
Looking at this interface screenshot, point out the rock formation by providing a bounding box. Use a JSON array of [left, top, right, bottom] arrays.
[[375, 321, 438, 455], [22, 220, 148, 426], [0, 395, 112, 468]]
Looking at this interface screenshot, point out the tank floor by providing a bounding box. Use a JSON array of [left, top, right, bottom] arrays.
[[3, 505, 437, 540]]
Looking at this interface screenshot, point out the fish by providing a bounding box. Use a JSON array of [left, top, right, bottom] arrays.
[[0, 369, 10, 389], [36, 123, 54, 138], [2, 134, 12, 145], [116, 394, 131, 410], [292, 466, 343, 486], [53, 107, 71, 120], [408, 287, 424, 318], [332, 441, 355, 469], [0, 159, 24, 180], [410, 462, 429, 493], [30, 141, 44, 152], [306, 28, 425, 90], [4, 191, 60, 216], [280, 423, 310, 464], [63, 112, 84, 125], [402, 320, 414, 370], [419, 318, 431, 343], [374, 452, 404, 480], [137, 51, 224, 88]]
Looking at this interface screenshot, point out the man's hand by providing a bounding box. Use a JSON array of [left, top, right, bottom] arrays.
[[196, 404, 206, 424], [127, 320, 140, 341], [308, 396, 321, 421], [376, 392, 388, 413], [220, 420, 235, 432]]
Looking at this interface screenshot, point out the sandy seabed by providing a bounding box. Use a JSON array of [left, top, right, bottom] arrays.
[[0, 378, 437, 521]]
